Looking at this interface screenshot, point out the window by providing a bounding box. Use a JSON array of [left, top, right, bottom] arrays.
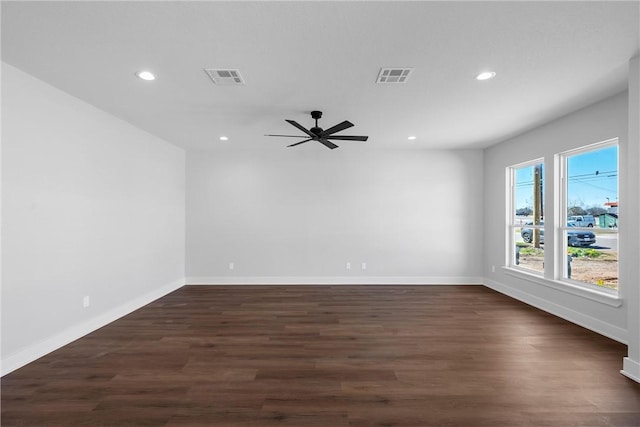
[[559, 139, 618, 292], [509, 160, 545, 274]]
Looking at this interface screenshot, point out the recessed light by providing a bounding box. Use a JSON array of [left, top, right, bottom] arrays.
[[219, 136, 229, 141], [408, 136, 417, 140], [475, 71, 496, 81], [136, 71, 155, 81]]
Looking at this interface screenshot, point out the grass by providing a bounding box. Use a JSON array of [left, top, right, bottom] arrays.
[[568, 247, 602, 258], [518, 246, 544, 256], [518, 244, 610, 259]]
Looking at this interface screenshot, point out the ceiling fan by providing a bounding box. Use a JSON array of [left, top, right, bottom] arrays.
[[266, 110, 368, 149]]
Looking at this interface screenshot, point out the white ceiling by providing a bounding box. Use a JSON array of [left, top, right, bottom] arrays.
[[2, 1, 638, 151]]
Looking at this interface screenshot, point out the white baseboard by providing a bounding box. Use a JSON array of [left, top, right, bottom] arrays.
[[1, 278, 185, 376], [621, 357, 640, 383], [185, 276, 484, 285], [483, 278, 627, 344]]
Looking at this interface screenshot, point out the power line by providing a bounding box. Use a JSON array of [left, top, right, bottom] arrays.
[[516, 172, 617, 187]]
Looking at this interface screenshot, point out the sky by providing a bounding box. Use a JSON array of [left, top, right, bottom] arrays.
[[515, 144, 618, 213], [567, 145, 618, 208]]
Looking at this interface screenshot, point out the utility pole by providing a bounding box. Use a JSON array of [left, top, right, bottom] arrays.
[[533, 164, 542, 248]]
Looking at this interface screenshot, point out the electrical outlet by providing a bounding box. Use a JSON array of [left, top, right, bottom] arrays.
[[229, 262, 235, 270], [83, 296, 90, 308], [361, 262, 367, 270], [346, 262, 351, 270], [491, 265, 496, 273]]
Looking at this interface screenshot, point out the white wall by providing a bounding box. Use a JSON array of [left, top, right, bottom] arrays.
[[1, 63, 186, 374], [483, 91, 630, 343], [186, 148, 484, 284], [622, 56, 640, 382]]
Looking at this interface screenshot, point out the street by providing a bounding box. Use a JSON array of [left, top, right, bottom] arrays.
[[514, 228, 618, 252]]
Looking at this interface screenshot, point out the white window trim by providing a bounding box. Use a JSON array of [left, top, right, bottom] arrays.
[[507, 159, 544, 274], [505, 138, 620, 302], [502, 266, 622, 307], [556, 138, 619, 291]]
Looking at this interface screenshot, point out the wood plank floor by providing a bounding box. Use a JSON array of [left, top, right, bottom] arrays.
[[2, 285, 639, 426]]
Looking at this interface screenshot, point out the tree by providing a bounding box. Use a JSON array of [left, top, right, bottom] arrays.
[[586, 206, 607, 216], [568, 206, 588, 216], [516, 207, 532, 216]]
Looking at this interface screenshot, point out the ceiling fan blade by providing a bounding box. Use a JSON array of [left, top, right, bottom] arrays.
[[321, 120, 354, 136], [318, 139, 339, 150], [285, 120, 314, 137], [325, 135, 368, 141], [287, 138, 313, 147], [265, 134, 309, 138]]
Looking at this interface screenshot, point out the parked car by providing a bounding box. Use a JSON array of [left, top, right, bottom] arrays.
[[520, 221, 596, 247], [568, 215, 595, 227]]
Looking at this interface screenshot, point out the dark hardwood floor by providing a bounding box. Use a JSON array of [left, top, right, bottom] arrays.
[[2, 285, 639, 426]]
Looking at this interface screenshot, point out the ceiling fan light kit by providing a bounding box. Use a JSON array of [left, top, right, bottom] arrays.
[[266, 110, 368, 150]]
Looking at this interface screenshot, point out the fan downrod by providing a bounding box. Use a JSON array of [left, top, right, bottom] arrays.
[[310, 111, 323, 135]]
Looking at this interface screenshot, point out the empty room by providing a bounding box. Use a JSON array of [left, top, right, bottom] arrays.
[[2, 1, 640, 426]]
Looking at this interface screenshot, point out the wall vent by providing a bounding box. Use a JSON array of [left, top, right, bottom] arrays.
[[376, 68, 414, 84], [204, 69, 245, 85]]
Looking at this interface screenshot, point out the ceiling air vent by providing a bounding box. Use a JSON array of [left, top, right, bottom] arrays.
[[204, 69, 245, 85], [376, 68, 414, 84]]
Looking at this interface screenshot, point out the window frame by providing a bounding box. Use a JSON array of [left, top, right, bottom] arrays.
[[507, 158, 545, 275], [556, 138, 619, 294]]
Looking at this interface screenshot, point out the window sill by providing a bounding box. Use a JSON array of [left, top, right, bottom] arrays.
[[502, 266, 623, 307]]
